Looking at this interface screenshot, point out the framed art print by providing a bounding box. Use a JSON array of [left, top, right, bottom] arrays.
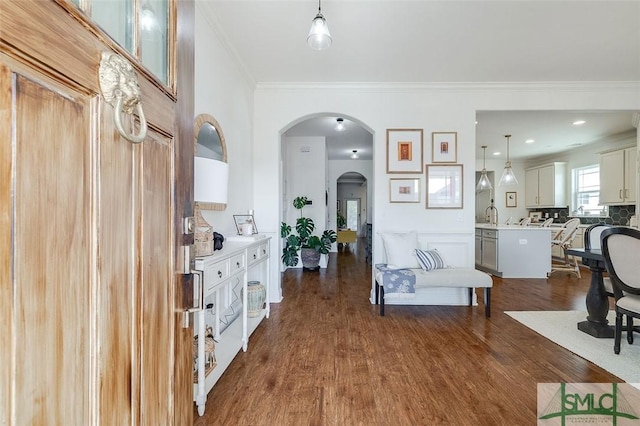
[[506, 191, 517, 208], [389, 178, 420, 203], [529, 211, 542, 221], [432, 132, 457, 163], [386, 128, 424, 173], [233, 214, 258, 234], [426, 164, 463, 209]]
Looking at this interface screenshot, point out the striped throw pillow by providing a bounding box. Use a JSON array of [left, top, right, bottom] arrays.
[[415, 249, 448, 271]]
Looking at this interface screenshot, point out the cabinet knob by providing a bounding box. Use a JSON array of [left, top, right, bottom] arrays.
[[217, 270, 222, 278], [253, 254, 257, 259], [236, 261, 240, 268], [620, 189, 624, 200]]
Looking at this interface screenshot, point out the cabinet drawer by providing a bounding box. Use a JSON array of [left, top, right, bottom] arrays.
[[482, 229, 497, 238], [248, 242, 269, 265], [258, 243, 269, 259], [204, 259, 229, 290], [230, 253, 245, 274], [247, 246, 259, 264]]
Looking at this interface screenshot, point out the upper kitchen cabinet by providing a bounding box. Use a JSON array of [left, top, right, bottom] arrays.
[[600, 147, 637, 205], [525, 163, 567, 208]]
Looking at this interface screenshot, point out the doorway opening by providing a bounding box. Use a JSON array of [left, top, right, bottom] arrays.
[[280, 114, 373, 270]]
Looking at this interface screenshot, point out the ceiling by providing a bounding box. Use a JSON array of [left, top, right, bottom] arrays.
[[475, 110, 637, 161], [199, 1, 640, 161]]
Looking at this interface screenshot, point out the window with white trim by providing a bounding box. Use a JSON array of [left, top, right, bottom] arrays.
[[572, 165, 607, 217]]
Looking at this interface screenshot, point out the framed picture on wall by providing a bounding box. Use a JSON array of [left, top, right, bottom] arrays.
[[389, 178, 420, 203], [431, 132, 457, 163], [426, 164, 463, 209], [386, 128, 424, 173], [505, 191, 517, 208]]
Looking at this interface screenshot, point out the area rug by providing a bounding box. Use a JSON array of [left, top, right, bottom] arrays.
[[506, 310, 640, 385]]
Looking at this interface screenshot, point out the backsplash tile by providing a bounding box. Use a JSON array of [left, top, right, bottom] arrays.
[[533, 205, 635, 226]]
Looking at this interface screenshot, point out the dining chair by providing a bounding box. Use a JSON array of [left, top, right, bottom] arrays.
[[601, 226, 640, 354], [549, 218, 581, 278], [584, 223, 613, 292], [540, 218, 554, 227], [519, 217, 532, 226]]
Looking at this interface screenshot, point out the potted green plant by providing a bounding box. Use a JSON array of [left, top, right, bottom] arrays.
[[281, 196, 337, 270], [337, 211, 346, 229]]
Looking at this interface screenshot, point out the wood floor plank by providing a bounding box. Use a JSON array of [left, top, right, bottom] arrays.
[[193, 241, 619, 425]]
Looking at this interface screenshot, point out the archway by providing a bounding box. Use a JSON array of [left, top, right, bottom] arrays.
[[280, 114, 373, 270]]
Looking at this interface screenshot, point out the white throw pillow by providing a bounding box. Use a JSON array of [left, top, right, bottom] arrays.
[[380, 232, 420, 269], [415, 249, 448, 271]]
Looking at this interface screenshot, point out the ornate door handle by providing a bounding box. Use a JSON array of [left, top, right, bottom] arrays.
[[98, 52, 148, 144]]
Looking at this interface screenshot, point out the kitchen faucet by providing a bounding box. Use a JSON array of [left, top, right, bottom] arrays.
[[485, 199, 499, 225]]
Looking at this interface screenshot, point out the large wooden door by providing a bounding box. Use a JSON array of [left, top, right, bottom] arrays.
[[0, 1, 194, 424]]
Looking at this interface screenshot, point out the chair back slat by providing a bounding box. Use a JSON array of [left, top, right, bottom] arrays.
[[584, 223, 611, 251], [540, 218, 554, 227], [554, 218, 580, 246], [602, 227, 640, 296]]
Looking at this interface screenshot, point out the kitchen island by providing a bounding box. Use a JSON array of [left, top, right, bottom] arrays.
[[475, 224, 552, 278]]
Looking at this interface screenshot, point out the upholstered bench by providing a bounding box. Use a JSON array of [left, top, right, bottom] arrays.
[[375, 267, 493, 317], [375, 232, 494, 318]]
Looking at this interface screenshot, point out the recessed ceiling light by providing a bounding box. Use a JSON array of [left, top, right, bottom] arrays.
[[492, 151, 501, 156], [573, 120, 586, 125], [525, 139, 535, 144], [335, 118, 345, 131], [351, 149, 358, 159]]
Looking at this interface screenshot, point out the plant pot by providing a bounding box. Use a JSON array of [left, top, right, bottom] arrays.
[[300, 247, 321, 271]]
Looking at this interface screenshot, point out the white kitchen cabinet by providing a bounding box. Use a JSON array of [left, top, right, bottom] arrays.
[[476, 228, 498, 272], [193, 237, 271, 416], [525, 162, 567, 208], [600, 147, 637, 205]]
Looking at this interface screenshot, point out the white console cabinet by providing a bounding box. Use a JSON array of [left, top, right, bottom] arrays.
[[193, 236, 271, 416]]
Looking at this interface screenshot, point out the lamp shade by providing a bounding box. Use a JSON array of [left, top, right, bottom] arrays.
[[194, 157, 228, 203], [498, 164, 518, 186], [498, 134, 518, 187], [476, 145, 493, 191], [476, 172, 492, 191], [307, 13, 332, 50]]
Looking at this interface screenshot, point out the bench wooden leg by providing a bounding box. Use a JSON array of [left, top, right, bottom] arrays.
[[468, 288, 473, 307], [485, 287, 491, 318], [374, 280, 385, 316]]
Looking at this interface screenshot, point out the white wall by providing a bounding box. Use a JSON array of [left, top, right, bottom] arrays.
[[195, 4, 255, 237], [282, 136, 327, 241], [196, 6, 289, 302], [252, 84, 640, 302]]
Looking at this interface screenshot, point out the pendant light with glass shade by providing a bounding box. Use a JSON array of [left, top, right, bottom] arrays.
[[498, 134, 518, 186], [476, 145, 493, 191], [307, 0, 332, 50]]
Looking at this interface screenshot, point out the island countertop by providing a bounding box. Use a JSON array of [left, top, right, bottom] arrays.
[[475, 223, 555, 231]]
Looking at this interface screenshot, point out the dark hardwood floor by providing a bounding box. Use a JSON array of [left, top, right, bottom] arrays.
[[193, 239, 618, 425]]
